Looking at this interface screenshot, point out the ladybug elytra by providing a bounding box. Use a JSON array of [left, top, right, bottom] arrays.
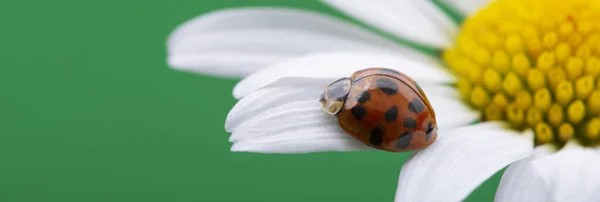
[[319, 67, 438, 152]]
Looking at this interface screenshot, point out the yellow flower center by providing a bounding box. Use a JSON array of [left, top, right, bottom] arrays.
[[442, 0, 600, 147]]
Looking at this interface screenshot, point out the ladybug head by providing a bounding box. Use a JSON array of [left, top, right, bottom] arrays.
[[319, 77, 351, 116]]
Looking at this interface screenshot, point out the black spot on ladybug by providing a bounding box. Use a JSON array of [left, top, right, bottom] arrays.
[[404, 117, 417, 128], [426, 122, 435, 141], [379, 68, 401, 75], [356, 91, 371, 104], [396, 131, 413, 149], [351, 105, 367, 120], [377, 78, 398, 96], [369, 127, 384, 146], [407, 98, 425, 113], [384, 106, 398, 122]]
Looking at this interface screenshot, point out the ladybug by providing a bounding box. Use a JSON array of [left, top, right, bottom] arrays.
[[319, 67, 437, 152]]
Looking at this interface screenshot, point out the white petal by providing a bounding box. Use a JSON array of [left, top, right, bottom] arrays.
[[531, 142, 600, 202], [167, 7, 421, 78], [432, 104, 479, 132], [229, 100, 374, 153], [395, 122, 534, 202], [421, 85, 479, 132], [321, 0, 456, 48], [225, 77, 372, 153], [494, 145, 556, 202], [226, 77, 331, 133], [408, 1, 458, 37], [233, 51, 454, 99], [441, 0, 491, 16], [419, 84, 458, 99]]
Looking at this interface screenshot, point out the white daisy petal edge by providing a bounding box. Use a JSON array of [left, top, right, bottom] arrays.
[[226, 77, 372, 153], [441, 0, 490, 16], [419, 85, 480, 132], [226, 77, 477, 153], [166, 7, 422, 78], [532, 142, 600, 202], [232, 51, 454, 99], [395, 122, 534, 202], [321, 0, 456, 48], [494, 145, 555, 202]]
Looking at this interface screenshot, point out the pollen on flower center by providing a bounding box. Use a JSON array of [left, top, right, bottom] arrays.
[[442, 0, 600, 147]]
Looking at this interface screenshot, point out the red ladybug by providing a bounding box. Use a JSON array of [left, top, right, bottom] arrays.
[[319, 67, 437, 152]]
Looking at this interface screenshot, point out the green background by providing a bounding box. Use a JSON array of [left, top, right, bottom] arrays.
[[1, 0, 502, 201]]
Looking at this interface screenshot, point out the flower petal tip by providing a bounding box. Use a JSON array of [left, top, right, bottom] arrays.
[[395, 122, 534, 202]]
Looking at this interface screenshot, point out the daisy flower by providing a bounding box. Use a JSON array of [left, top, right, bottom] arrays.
[[166, 0, 600, 201]]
